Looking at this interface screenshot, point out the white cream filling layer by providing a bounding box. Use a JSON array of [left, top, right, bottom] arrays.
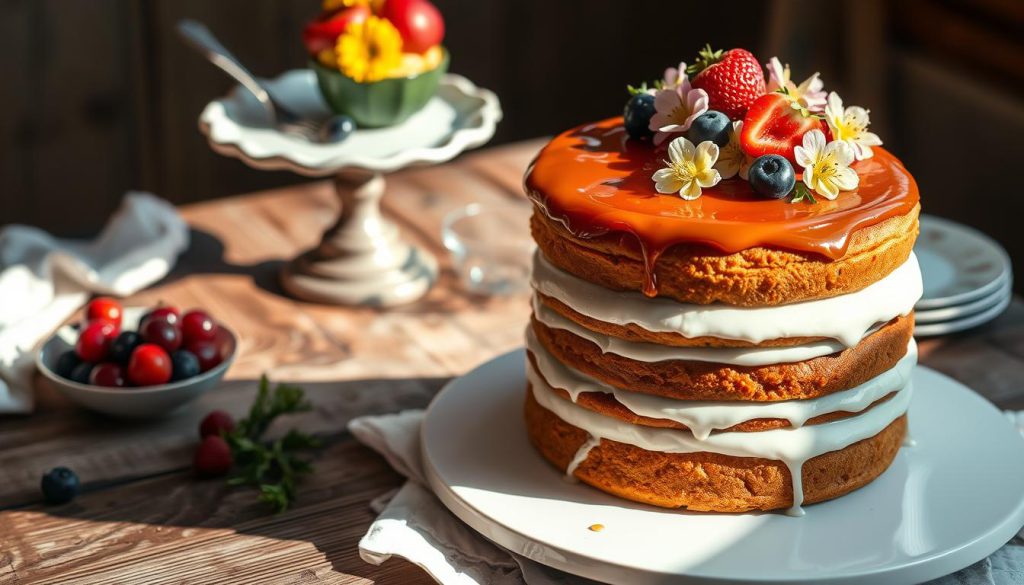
[[532, 295, 859, 366], [527, 325, 916, 440], [531, 251, 922, 348], [527, 360, 912, 515]]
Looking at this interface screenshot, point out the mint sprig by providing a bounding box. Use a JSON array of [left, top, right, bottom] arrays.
[[225, 375, 321, 512]]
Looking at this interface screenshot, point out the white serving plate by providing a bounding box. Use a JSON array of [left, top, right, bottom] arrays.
[[914, 215, 1012, 310], [423, 349, 1024, 585]]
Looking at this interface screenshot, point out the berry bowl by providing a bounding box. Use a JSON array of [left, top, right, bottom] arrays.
[[36, 307, 237, 418]]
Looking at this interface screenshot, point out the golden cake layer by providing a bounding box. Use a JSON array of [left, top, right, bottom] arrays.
[[531, 207, 920, 307], [525, 389, 907, 513]]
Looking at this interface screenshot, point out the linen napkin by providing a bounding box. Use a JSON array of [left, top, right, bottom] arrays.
[[351, 409, 1024, 585], [0, 193, 189, 413]]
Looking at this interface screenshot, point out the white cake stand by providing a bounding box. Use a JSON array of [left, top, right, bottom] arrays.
[[422, 349, 1024, 584], [200, 70, 501, 306]]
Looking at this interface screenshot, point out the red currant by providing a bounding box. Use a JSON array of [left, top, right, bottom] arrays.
[[181, 310, 217, 344], [89, 362, 126, 387], [127, 344, 172, 386], [199, 410, 235, 438], [186, 340, 222, 372], [193, 435, 233, 477], [86, 297, 122, 330], [75, 321, 118, 362], [140, 317, 182, 353], [142, 305, 181, 327]]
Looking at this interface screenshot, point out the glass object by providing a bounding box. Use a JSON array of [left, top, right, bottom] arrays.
[[442, 201, 535, 296]]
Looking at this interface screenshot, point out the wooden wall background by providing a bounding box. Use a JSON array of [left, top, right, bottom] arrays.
[[1, 0, 1022, 282]]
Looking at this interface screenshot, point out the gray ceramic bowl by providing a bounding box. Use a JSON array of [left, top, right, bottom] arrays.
[[36, 307, 237, 418]]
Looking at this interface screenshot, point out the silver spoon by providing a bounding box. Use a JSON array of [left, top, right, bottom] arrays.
[[177, 19, 352, 143]]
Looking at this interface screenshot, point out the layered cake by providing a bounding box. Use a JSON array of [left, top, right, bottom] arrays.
[[523, 46, 922, 515]]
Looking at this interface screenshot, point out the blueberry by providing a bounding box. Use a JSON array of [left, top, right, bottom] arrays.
[[68, 362, 94, 384], [41, 467, 80, 505], [109, 331, 143, 365], [321, 115, 355, 143], [170, 350, 201, 382], [747, 154, 797, 199], [623, 93, 656, 140], [54, 350, 81, 379], [687, 110, 731, 147]]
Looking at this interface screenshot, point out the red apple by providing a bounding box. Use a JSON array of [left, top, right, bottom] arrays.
[[302, 5, 370, 55], [379, 0, 444, 54]]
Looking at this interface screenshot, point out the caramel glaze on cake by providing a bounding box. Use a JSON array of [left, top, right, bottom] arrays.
[[525, 389, 907, 513], [531, 314, 913, 401], [525, 117, 921, 306]]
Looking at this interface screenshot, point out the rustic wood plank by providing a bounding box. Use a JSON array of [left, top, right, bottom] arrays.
[[0, 440, 432, 584]]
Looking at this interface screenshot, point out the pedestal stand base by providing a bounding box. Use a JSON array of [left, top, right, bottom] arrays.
[[280, 171, 438, 307]]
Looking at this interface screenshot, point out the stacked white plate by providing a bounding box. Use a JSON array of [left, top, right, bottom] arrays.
[[913, 214, 1013, 336]]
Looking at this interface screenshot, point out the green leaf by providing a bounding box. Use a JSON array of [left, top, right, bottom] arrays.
[[789, 183, 818, 204], [685, 44, 723, 76]]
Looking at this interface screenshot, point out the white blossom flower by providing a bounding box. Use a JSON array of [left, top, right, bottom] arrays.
[[649, 76, 709, 145], [652, 137, 721, 200], [662, 61, 687, 90], [766, 57, 826, 114], [714, 121, 752, 180], [824, 91, 883, 161], [793, 129, 859, 200]]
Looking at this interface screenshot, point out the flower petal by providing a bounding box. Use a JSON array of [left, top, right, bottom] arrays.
[[668, 137, 696, 163], [858, 131, 883, 147], [802, 129, 826, 154], [833, 166, 860, 191], [816, 177, 839, 200], [845, 106, 870, 127], [738, 156, 752, 181], [826, 92, 843, 116], [694, 141, 720, 169], [696, 168, 721, 188], [793, 145, 814, 169], [678, 180, 702, 200], [715, 156, 739, 179], [765, 57, 788, 93], [828, 139, 856, 166]]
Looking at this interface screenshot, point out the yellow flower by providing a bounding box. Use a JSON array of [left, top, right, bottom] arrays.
[[336, 16, 403, 83], [652, 137, 721, 200], [793, 129, 859, 200], [824, 92, 882, 161]]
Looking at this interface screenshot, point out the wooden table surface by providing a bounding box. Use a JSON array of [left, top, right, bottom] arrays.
[[2, 139, 1023, 585]]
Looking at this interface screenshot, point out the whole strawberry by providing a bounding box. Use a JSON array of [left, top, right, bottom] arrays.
[[688, 45, 766, 120]]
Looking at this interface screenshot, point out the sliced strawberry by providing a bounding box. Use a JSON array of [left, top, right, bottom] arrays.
[[740, 93, 825, 164]]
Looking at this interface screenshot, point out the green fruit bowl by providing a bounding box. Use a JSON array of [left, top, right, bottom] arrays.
[[311, 50, 450, 128]]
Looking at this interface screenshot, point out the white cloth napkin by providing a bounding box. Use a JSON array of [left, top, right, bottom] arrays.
[[350, 409, 1024, 585], [0, 193, 189, 413]]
